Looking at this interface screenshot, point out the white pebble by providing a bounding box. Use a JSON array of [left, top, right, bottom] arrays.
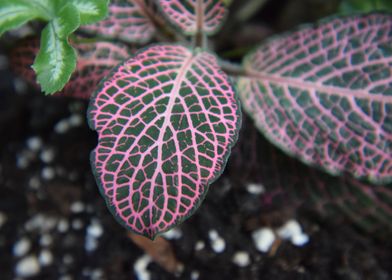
[[16, 154, 29, 169], [0, 212, 7, 228], [190, 270, 200, 280], [69, 114, 83, 127], [194, 241, 205, 251], [211, 238, 225, 253], [87, 221, 103, 238], [208, 230, 218, 240], [57, 219, 69, 232], [277, 220, 302, 239], [232, 251, 250, 267], [59, 275, 72, 280], [28, 176, 41, 189], [54, 119, 70, 134], [13, 238, 31, 257], [40, 149, 55, 163], [85, 236, 98, 252], [15, 255, 40, 277], [41, 167, 55, 180], [246, 183, 265, 195], [291, 233, 309, 246], [161, 228, 182, 240], [91, 268, 104, 280], [277, 220, 309, 246], [27, 137, 42, 151], [72, 219, 83, 230], [63, 254, 74, 265], [39, 250, 53, 266], [252, 228, 276, 253], [40, 234, 53, 246], [134, 254, 151, 280], [70, 201, 85, 213]]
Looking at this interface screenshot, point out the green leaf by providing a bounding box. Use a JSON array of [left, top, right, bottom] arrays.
[[339, 0, 392, 13], [32, 3, 80, 94], [0, 0, 49, 36], [69, 0, 109, 25]]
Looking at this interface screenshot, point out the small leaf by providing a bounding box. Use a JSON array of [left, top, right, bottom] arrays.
[[340, 0, 392, 13], [238, 13, 392, 184], [0, 0, 48, 36], [88, 44, 241, 238], [80, 0, 155, 43], [70, 0, 109, 25], [158, 0, 227, 35], [11, 36, 132, 99], [32, 3, 81, 94]]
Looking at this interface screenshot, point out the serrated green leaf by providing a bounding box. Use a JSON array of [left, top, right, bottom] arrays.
[[0, 0, 50, 36], [32, 3, 80, 94], [69, 0, 109, 25]]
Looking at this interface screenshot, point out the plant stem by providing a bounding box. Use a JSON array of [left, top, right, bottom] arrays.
[[219, 60, 248, 78]]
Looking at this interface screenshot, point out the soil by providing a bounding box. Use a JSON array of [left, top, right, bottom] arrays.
[[1, 1, 392, 279]]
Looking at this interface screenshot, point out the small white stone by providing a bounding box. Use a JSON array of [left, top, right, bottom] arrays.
[[277, 220, 302, 240], [0, 212, 7, 228], [208, 230, 219, 240], [87, 221, 103, 238], [14, 77, 28, 94], [28, 177, 41, 189], [291, 233, 309, 247], [16, 154, 29, 169], [232, 251, 251, 267], [252, 228, 276, 253], [246, 183, 265, 195], [91, 268, 104, 280], [54, 119, 70, 134], [13, 238, 31, 257], [15, 255, 40, 277], [72, 219, 83, 230], [58, 219, 69, 232], [69, 114, 83, 127], [211, 237, 225, 253], [70, 201, 85, 213], [194, 241, 205, 251], [63, 254, 74, 265], [59, 275, 72, 280], [41, 167, 55, 180], [190, 270, 200, 280], [40, 149, 55, 163], [85, 236, 98, 252], [161, 228, 182, 240], [134, 254, 151, 280], [39, 250, 53, 266], [40, 234, 53, 246], [27, 137, 42, 151]]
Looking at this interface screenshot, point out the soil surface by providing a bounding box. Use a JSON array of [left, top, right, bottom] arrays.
[[1, 64, 391, 280], [1, 1, 392, 279]]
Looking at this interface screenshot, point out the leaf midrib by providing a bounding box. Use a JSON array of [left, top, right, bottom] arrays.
[[246, 69, 392, 103]]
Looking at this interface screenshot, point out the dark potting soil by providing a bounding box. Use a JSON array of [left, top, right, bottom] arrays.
[[0, 62, 391, 279]]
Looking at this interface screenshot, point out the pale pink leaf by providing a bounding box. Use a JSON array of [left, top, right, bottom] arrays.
[[158, 0, 227, 35], [88, 44, 241, 239]]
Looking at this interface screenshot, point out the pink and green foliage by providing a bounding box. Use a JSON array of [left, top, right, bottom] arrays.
[[80, 0, 156, 43], [88, 44, 241, 238], [10, 37, 132, 99], [230, 116, 392, 239], [158, 0, 227, 35], [238, 13, 392, 184]]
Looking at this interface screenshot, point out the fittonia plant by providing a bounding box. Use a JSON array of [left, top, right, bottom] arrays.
[[2, 0, 391, 239]]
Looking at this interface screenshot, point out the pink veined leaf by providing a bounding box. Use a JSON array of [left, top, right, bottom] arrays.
[[10, 37, 132, 99], [88, 44, 241, 239], [158, 0, 227, 35], [238, 13, 392, 184], [80, 0, 156, 44]]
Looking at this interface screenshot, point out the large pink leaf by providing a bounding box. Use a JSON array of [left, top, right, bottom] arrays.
[[80, 0, 156, 43], [158, 0, 227, 35], [238, 13, 392, 184], [10, 37, 132, 99], [88, 44, 241, 239]]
